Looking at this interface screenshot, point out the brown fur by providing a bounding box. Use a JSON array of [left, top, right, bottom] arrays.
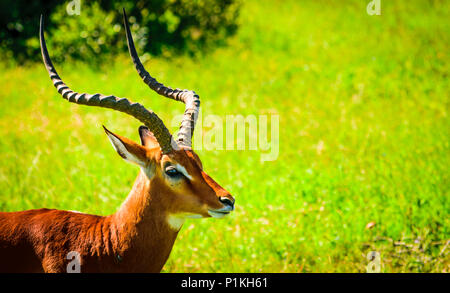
[[0, 128, 234, 273]]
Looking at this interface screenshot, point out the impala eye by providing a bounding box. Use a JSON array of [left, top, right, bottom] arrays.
[[165, 166, 181, 178]]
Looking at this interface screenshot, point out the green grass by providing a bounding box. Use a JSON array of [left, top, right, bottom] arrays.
[[0, 0, 449, 272]]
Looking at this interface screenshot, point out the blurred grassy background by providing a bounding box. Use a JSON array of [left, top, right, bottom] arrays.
[[0, 0, 449, 272]]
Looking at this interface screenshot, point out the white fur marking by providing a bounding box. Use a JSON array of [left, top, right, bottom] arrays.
[[167, 214, 186, 230], [106, 132, 143, 166], [167, 213, 203, 230], [140, 165, 155, 180], [175, 164, 193, 180]]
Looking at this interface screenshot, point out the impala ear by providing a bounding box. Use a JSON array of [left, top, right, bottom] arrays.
[[103, 126, 148, 167], [138, 125, 160, 149]]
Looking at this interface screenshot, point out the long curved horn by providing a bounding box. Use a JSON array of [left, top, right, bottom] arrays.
[[39, 15, 174, 154], [122, 9, 200, 148]]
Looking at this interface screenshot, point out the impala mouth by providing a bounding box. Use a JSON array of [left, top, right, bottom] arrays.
[[208, 210, 230, 218], [208, 205, 234, 218]]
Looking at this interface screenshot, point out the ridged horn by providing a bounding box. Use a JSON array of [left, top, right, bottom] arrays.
[[39, 15, 174, 154], [122, 9, 200, 148]]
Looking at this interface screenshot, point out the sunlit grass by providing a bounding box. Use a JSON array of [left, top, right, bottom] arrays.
[[0, 0, 448, 272]]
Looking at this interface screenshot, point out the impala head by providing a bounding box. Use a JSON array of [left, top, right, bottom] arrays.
[[39, 10, 234, 220], [103, 125, 234, 219]]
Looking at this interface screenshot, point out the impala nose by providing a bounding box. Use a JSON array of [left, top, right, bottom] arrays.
[[219, 197, 235, 209]]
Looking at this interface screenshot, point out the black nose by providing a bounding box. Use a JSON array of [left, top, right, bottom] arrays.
[[219, 197, 234, 207]]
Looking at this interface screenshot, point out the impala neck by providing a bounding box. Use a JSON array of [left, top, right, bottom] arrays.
[[110, 170, 180, 272]]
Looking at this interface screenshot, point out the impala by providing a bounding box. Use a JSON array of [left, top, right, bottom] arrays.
[[0, 10, 235, 273]]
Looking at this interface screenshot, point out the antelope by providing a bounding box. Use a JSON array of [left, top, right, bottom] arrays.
[[0, 10, 235, 273]]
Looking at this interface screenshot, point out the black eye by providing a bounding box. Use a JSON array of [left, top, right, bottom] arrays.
[[165, 166, 181, 178]]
